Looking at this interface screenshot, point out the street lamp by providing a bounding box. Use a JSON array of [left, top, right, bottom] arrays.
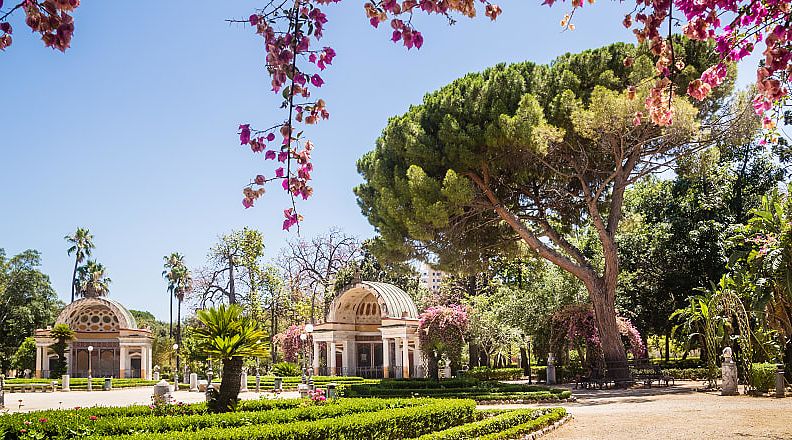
[[299, 333, 308, 384], [87, 345, 94, 392], [304, 324, 314, 376], [172, 343, 179, 389]]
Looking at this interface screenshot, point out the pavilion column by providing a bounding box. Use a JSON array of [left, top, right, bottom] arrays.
[[413, 338, 422, 378], [141, 345, 148, 380], [312, 341, 320, 375], [328, 342, 337, 376], [147, 346, 153, 380], [342, 340, 351, 376], [119, 346, 128, 378], [382, 338, 390, 378], [35, 345, 43, 378], [401, 337, 410, 379]]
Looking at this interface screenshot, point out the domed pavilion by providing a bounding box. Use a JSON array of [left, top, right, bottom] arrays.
[[33, 297, 153, 379], [311, 281, 425, 379]]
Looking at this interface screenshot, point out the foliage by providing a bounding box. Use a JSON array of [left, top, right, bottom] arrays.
[[418, 305, 469, 379], [65, 228, 95, 303], [193, 304, 269, 412], [49, 323, 74, 378], [339, 380, 571, 401], [332, 239, 421, 302], [357, 40, 727, 373], [750, 363, 778, 392], [194, 228, 266, 307], [271, 361, 301, 377], [0, 249, 61, 371], [463, 367, 523, 381], [415, 408, 566, 440], [274, 324, 311, 364], [10, 337, 36, 373], [75, 260, 111, 298], [162, 252, 192, 341]]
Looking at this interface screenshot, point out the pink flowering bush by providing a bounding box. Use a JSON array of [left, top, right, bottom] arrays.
[[551, 304, 646, 368], [275, 324, 311, 363], [417, 304, 469, 379], [308, 387, 327, 403]]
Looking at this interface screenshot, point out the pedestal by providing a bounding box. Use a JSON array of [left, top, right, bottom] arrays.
[[240, 372, 248, 393], [776, 364, 785, 398], [61, 375, 70, 392], [298, 383, 309, 398], [189, 373, 199, 392], [546, 365, 556, 384], [721, 362, 738, 395], [153, 372, 160, 381]]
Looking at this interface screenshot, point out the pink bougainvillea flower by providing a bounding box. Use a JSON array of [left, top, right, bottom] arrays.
[[391, 30, 402, 42], [275, 167, 285, 178], [266, 132, 275, 142], [254, 175, 265, 185], [278, 151, 289, 162], [310, 74, 324, 87], [238, 124, 251, 145], [265, 150, 276, 160], [242, 198, 254, 208], [249, 14, 259, 26], [413, 31, 423, 49]]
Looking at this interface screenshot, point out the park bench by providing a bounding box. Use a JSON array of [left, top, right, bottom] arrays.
[[628, 360, 674, 387]]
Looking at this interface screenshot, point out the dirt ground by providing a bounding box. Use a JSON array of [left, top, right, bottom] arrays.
[[481, 382, 792, 440]]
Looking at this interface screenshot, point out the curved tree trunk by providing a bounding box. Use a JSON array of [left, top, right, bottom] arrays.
[[71, 257, 79, 302], [590, 283, 628, 379], [427, 354, 439, 381], [212, 357, 243, 413], [169, 291, 173, 338]]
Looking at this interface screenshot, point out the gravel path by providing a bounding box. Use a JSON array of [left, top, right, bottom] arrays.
[[481, 382, 792, 440]]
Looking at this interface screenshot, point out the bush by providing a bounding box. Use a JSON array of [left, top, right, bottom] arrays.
[[662, 368, 710, 380], [464, 367, 523, 381], [339, 380, 570, 401], [89, 399, 477, 440], [270, 362, 301, 377], [478, 408, 567, 440], [750, 363, 777, 392], [415, 408, 567, 440]]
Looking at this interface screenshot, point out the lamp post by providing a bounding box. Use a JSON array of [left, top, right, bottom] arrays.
[[527, 337, 533, 385], [172, 343, 179, 390], [87, 345, 94, 392], [300, 333, 308, 384], [255, 339, 261, 393]]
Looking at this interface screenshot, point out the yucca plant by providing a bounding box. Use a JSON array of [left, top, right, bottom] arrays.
[[193, 304, 269, 412]]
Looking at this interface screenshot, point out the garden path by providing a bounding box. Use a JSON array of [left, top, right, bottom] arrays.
[[481, 381, 792, 439]]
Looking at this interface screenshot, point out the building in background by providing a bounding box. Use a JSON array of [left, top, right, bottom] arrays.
[[418, 262, 445, 293]]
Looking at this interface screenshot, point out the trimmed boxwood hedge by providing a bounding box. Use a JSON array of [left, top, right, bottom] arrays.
[[87, 399, 477, 440], [463, 367, 523, 381], [750, 363, 777, 392], [339, 379, 570, 401], [477, 408, 567, 440], [413, 408, 566, 440], [1, 399, 426, 439]]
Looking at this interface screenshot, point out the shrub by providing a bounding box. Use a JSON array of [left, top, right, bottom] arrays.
[[750, 363, 777, 392], [271, 362, 302, 377], [662, 368, 710, 380], [478, 408, 567, 440], [89, 399, 476, 440], [416, 408, 566, 440], [464, 367, 523, 381]]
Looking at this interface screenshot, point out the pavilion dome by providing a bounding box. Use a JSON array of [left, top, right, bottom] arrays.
[[55, 297, 138, 332], [328, 281, 419, 323]]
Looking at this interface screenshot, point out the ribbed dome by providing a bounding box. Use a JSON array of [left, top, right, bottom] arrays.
[[56, 297, 138, 331], [328, 281, 418, 323]]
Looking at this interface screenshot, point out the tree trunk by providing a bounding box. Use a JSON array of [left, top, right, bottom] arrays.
[[169, 291, 173, 338], [228, 258, 237, 304], [468, 342, 479, 368], [177, 299, 182, 346], [71, 256, 79, 303], [665, 331, 670, 362], [590, 283, 628, 379], [520, 346, 530, 377], [212, 357, 243, 413], [428, 354, 439, 381]]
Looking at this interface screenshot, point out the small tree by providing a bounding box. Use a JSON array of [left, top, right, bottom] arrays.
[[417, 305, 469, 380], [11, 337, 37, 373], [193, 304, 268, 413], [49, 323, 75, 378]]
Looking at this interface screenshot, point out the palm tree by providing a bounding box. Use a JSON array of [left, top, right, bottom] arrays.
[[65, 228, 95, 302], [76, 260, 111, 298], [163, 253, 188, 339], [49, 323, 75, 378], [193, 304, 268, 412]]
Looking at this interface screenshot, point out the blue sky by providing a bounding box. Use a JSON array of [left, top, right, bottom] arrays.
[[0, 1, 753, 321]]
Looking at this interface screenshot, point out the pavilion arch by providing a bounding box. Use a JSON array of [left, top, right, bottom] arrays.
[[313, 281, 424, 379]]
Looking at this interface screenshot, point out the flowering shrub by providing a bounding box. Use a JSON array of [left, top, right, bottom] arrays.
[[551, 304, 647, 366], [308, 387, 327, 403], [149, 397, 190, 417], [418, 304, 469, 378], [275, 324, 311, 363]]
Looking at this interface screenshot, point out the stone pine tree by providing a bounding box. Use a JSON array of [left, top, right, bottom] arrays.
[[355, 40, 740, 377]]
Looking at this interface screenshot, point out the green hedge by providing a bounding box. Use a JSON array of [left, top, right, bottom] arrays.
[[338, 380, 570, 401], [413, 408, 566, 440], [478, 408, 567, 440], [662, 368, 710, 380], [88, 399, 477, 440], [750, 363, 777, 392], [463, 367, 523, 381], [2, 399, 427, 439]]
